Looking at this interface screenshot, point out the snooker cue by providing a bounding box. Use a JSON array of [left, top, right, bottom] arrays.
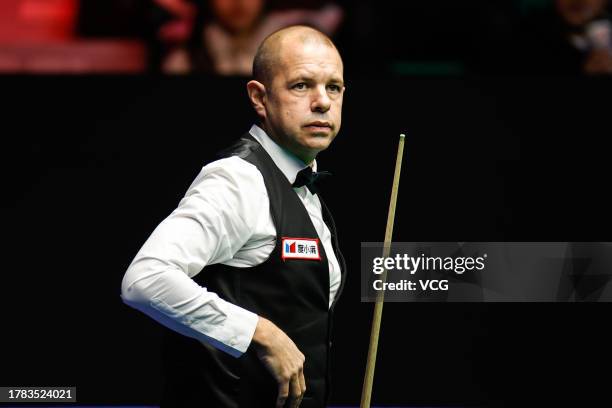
[[360, 133, 406, 408]]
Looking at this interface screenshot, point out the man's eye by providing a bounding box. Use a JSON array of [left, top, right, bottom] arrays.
[[292, 83, 307, 90], [327, 85, 341, 92]]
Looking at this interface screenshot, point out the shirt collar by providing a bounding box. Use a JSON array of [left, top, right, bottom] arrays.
[[249, 124, 317, 184]]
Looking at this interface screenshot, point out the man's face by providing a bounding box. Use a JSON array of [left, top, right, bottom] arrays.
[[556, 0, 607, 27], [211, 0, 264, 33], [262, 41, 345, 163]]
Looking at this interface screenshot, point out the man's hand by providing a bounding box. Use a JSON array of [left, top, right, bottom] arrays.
[[251, 316, 306, 408]]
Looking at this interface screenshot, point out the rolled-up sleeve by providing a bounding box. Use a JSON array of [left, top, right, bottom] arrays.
[[121, 156, 268, 357]]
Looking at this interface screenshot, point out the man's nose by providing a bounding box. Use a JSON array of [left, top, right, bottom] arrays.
[[310, 85, 331, 113]]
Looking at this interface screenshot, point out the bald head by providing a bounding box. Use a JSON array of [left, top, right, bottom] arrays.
[[252, 25, 340, 86]]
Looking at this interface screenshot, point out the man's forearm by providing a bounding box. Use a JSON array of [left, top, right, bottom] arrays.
[[121, 257, 258, 357]]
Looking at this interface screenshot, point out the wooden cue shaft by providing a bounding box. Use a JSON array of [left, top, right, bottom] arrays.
[[360, 134, 406, 408]]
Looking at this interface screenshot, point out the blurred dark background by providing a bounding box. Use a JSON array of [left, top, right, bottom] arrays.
[[3, 0, 612, 76], [2, 1, 612, 407]]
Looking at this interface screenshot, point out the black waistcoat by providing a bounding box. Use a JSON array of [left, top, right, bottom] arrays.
[[160, 133, 346, 408]]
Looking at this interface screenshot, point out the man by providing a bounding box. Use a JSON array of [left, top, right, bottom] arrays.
[[121, 25, 346, 408]]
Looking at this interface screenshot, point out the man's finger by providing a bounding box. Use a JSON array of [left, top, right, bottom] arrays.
[[295, 393, 304, 408], [276, 380, 289, 408], [295, 368, 306, 408], [298, 366, 306, 397], [288, 374, 302, 408]]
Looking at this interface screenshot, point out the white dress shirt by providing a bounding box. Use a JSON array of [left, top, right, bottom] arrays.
[[121, 125, 342, 357]]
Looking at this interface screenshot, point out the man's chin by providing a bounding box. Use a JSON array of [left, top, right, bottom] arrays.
[[303, 128, 335, 140], [302, 135, 333, 150]]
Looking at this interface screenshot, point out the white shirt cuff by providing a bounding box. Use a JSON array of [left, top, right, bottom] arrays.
[[197, 299, 259, 358]]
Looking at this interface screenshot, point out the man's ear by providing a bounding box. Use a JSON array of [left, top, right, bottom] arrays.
[[247, 80, 267, 120]]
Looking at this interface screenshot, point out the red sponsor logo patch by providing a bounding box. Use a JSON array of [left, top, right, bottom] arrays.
[[281, 237, 321, 261]]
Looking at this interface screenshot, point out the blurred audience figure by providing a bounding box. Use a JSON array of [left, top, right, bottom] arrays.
[[516, 0, 612, 75], [152, 0, 343, 75]]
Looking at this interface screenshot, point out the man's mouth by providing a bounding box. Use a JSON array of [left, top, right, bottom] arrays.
[[304, 121, 332, 131]]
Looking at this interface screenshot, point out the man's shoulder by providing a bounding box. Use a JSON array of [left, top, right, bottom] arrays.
[[215, 132, 260, 161], [186, 155, 265, 194], [202, 155, 259, 176]]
